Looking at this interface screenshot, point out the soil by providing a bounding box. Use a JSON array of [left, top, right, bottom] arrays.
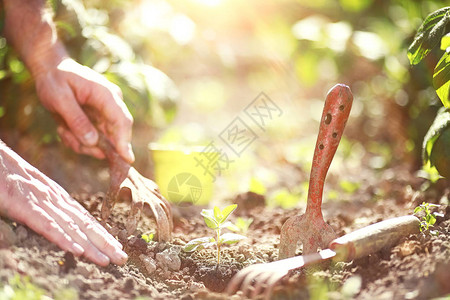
[[0, 138, 449, 300]]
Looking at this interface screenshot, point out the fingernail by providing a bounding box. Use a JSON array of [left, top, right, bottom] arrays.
[[127, 144, 135, 163], [71, 243, 84, 256], [83, 131, 98, 146], [113, 249, 128, 265]]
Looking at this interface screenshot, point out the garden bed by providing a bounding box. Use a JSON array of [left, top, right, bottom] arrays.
[[0, 157, 449, 299]]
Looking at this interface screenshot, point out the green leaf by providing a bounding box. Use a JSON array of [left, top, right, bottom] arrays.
[[219, 233, 246, 245], [213, 206, 222, 223], [182, 237, 214, 252], [433, 51, 450, 108], [407, 8, 450, 65], [423, 108, 450, 165], [413, 206, 422, 214], [221, 221, 233, 229], [228, 217, 253, 233], [441, 33, 450, 50], [141, 233, 154, 243], [220, 204, 237, 224], [226, 223, 240, 232], [426, 214, 436, 226], [201, 209, 219, 229]]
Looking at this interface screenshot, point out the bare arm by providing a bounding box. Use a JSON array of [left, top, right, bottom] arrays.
[[2, 0, 134, 163]]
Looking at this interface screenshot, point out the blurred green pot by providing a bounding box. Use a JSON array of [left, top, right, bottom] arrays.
[[149, 143, 217, 205]]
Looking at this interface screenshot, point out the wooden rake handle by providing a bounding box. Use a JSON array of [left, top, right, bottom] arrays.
[[330, 215, 420, 261]]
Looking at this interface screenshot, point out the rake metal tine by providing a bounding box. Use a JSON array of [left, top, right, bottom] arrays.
[[263, 272, 289, 300], [156, 194, 173, 233], [251, 271, 274, 299], [227, 264, 260, 295], [250, 267, 289, 299], [240, 270, 262, 298], [137, 170, 174, 235], [146, 190, 171, 242]]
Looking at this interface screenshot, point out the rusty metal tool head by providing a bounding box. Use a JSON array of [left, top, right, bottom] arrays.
[[98, 134, 173, 242], [279, 84, 353, 259], [227, 215, 420, 299]]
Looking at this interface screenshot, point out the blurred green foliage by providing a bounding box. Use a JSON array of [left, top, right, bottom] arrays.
[[0, 274, 45, 300], [407, 6, 450, 179], [0, 273, 79, 300], [0, 0, 179, 146]]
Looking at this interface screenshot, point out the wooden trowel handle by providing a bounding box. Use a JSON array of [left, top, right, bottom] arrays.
[[306, 84, 353, 213], [329, 215, 420, 261]]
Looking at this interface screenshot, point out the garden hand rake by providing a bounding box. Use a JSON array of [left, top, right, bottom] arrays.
[[98, 134, 173, 242], [279, 84, 353, 259], [227, 215, 420, 299]]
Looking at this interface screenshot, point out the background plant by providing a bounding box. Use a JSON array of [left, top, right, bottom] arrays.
[[407, 6, 450, 180], [182, 204, 246, 265], [227, 217, 253, 235]]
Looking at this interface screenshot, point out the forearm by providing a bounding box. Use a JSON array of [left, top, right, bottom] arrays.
[[2, 0, 68, 78]]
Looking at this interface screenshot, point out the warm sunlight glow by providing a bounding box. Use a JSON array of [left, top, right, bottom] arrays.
[[191, 0, 225, 7]]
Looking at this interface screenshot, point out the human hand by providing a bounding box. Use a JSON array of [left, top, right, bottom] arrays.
[[0, 142, 128, 266], [2, 0, 134, 163], [34, 57, 135, 163]]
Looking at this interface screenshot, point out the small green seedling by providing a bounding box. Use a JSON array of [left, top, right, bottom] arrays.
[[413, 202, 442, 233], [182, 204, 246, 265], [0, 274, 45, 300], [141, 233, 154, 243], [227, 217, 253, 235]]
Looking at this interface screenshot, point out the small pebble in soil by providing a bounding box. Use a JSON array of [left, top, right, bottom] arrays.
[[0, 219, 16, 247], [90, 278, 104, 291], [15, 225, 28, 242], [140, 254, 157, 274], [156, 248, 181, 271], [238, 243, 252, 259], [129, 236, 148, 252], [76, 264, 95, 278], [189, 281, 205, 292], [123, 277, 136, 291]]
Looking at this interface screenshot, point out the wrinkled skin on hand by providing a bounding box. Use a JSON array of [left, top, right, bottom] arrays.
[[34, 58, 135, 164], [0, 141, 128, 266]]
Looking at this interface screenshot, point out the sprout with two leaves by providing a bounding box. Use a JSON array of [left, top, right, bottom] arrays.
[[182, 204, 246, 265]]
